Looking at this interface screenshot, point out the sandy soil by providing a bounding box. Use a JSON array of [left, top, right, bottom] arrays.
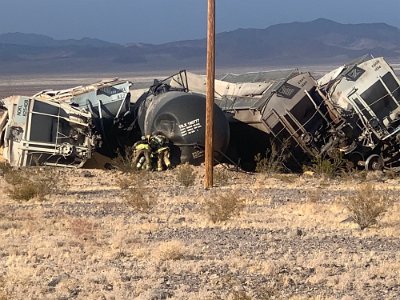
[[1, 166, 400, 300]]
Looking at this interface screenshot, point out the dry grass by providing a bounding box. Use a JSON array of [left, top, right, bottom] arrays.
[[214, 168, 230, 186], [0, 276, 7, 300], [175, 163, 196, 187], [204, 192, 245, 223], [306, 188, 322, 203], [0, 162, 11, 176], [5, 168, 64, 201], [255, 140, 289, 174], [1, 167, 400, 299], [117, 171, 155, 212], [306, 152, 347, 178], [344, 184, 393, 230], [154, 240, 187, 261], [111, 146, 136, 173], [116, 171, 148, 189], [68, 218, 96, 240], [124, 187, 156, 213]]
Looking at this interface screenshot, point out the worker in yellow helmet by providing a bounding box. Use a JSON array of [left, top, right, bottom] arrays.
[[149, 134, 171, 171], [132, 136, 151, 170]]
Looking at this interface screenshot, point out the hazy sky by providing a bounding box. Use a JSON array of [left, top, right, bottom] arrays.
[[1, 0, 399, 44]]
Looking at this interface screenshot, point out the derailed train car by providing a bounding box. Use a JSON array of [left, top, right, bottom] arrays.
[[317, 56, 400, 170], [134, 74, 230, 165], [171, 70, 333, 170], [0, 79, 134, 167], [33, 79, 136, 158], [0, 95, 95, 167], [2, 56, 400, 172], [0, 74, 231, 168], [220, 71, 332, 170], [175, 56, 400, 171]]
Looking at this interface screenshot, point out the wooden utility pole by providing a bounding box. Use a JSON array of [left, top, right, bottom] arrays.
[[205, 0, 215, 189]]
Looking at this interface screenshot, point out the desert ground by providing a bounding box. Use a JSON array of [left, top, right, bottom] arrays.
[[1, 72, 400, 300], [0, 163, 400, 300]]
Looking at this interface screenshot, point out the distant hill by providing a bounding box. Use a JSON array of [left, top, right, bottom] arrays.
[[1, 19, 400, 74]]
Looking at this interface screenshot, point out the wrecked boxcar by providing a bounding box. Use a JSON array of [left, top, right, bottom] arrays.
[[174, 57, 400, 172], [317, 56, 400, 170], [0, 79, 134, 167], [0, 95, 94, 167], [171, 71, 332, 171], [3, 56, 400, 172], [33, 79, 135, 157]]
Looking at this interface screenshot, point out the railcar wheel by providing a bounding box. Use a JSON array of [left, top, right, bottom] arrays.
[[365, 154, 384, 171]]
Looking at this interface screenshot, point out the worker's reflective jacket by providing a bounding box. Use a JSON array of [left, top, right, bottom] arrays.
[[135, 143, 150, 151], [156, 146, 169, 153]]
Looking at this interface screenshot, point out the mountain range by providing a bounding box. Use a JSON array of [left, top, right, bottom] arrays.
[[1, 18, 400, 74]]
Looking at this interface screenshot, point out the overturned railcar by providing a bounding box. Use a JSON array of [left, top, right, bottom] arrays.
[[223, 71, 332, 170], [318, 56, 400, 170], [173, 71, 332, 171], [0, 96, 95, 167], [0, 79, 134, 167], [135, 74, 230, 165], [33, 79, 136, 157]]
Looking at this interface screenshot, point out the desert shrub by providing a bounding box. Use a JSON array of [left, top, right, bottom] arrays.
[[155, 240, 186, 261], [307, 151, 346, 178], [0, 162, 12, 176], [384, 169, 398, 180], [175, 163, 196, 187], [229, 291, 252, 300], [123, 187, 155, 213], [5, 168, 64, 201], [111, 146, 136, 173], [116, 175, 132, 190], [344, 184, 392, 230], [220, 274, 277, 300], [255, 141, 289, 174], [116, 172, 147, 190], [214, 168, 229, 186], [205, 192, 245, 223]]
